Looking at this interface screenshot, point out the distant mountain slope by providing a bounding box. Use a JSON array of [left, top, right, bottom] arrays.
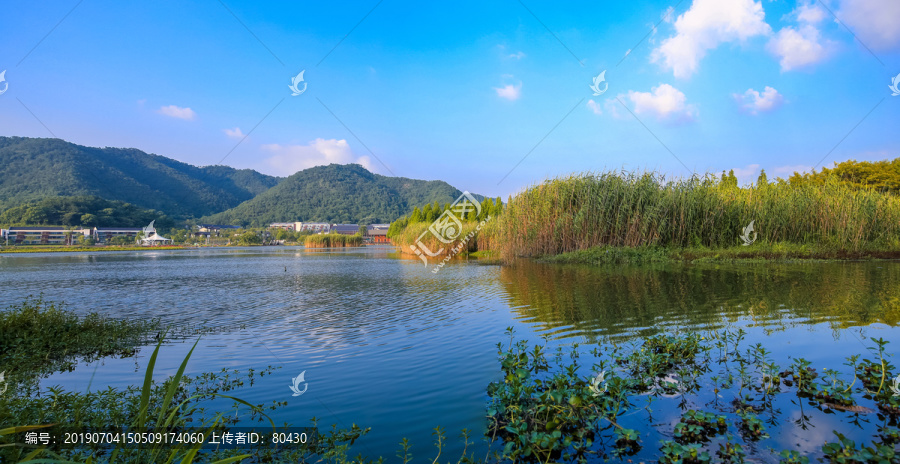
[[202, 164, 466, 226], [0, 137, 280, 218]]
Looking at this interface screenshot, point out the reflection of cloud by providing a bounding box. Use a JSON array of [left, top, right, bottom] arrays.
[[652, 0, 771, 78], [157, 105, 196, 120], [622, 84, 696, 123], [494, 83, 522, 101], [262, 138, 374, 176], [734, 86, 784, 114]]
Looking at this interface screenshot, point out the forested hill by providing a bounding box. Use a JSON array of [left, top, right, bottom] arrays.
[[0, 137, 280, 219], [201, 163, 466, 226]]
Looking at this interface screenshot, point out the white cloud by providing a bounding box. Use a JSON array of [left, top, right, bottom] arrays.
[[262, 138, 374, 176], [772, 164, 814, 176], [733, 86, 784, 114], [624, 84, 697, 122], [587, 99, 603, 115], [796, 1, 827, 24], [652, 0, 771, 78], [731, 164, 761, 185], [157, 105, 196, 120], [768, 1, 833, 71], [767, 24, 831, 70], [224, 127, 245, 139], [494, 83, 522, 101], [837, 0, 900, 51], [508, 51, 526, 59]]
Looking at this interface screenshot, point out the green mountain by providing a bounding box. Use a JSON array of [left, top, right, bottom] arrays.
[[0, 195, 175, 229], [0, 137, 280, 219], [202, 164, 465, 226]]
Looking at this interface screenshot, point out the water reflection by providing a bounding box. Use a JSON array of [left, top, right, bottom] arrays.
[[500, 261, 900, 340]]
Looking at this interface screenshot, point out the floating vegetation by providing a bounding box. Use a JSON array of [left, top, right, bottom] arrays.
[[482, 328, 900, 463]]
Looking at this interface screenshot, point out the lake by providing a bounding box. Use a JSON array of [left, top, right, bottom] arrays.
[[2, 246, 899, 461]]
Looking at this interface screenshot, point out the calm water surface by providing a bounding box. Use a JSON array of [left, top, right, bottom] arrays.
[[2, 247, 899, 460]]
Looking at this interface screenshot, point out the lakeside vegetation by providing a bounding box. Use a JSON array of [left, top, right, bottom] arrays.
[[387, 197, 503, 258], [303, 233, 363, 248], [495, 169, 900, 260], [5, 301, 899, 462]]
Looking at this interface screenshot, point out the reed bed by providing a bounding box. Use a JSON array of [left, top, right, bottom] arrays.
[[496, 171, 900, 259], [303, 233, 363, 248], [390, 221, 482, 257]]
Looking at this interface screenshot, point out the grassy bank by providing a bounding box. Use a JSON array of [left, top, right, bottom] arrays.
[[303, 233, 363, 248], [546, 243, 900, 265], [495, 171, 900, 260], [0, 245, 191, 253]]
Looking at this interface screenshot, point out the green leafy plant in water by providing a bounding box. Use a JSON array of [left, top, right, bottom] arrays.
[[778, 449, 810, 464], [821, 432, 899, 464], [659, 440, 711, 464], [673, 410, 727, 444]]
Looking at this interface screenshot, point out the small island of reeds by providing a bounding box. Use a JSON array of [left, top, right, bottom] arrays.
[[303, 233, 363, 248]]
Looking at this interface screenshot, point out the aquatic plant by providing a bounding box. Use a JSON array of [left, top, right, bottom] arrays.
[[303, 233, 363, 248], [495, 170, 900, 260]]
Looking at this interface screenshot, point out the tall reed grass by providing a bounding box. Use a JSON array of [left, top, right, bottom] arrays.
[[496, 171, 900, 259], [303, 234, 363, 248]]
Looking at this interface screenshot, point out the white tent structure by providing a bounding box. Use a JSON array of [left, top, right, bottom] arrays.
[[139, 221, 173, 246]]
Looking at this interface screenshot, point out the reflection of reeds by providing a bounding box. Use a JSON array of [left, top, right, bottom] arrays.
[[500, 261, 900, 340], [495, 172, 900, 259], [303, 233, 363, 248]]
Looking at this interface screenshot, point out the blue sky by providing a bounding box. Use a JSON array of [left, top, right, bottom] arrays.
[[1, 0, 899, 198]]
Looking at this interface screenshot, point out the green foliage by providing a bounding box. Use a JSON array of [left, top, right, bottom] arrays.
[[0, 297, 159, 382], [789, 158, 900, 193], [236, 231, 262, 246], [0, 137, 280, 220], [0, 195, 174, 229], [304, 233, 363, 247], [497, 169, 900, 259], [202, 164, 466, 226]]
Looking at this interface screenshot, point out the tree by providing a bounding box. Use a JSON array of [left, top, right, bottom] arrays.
[[80, 213, 98, 227], [237, 231, 262, 246], [409, 207, 423, 224], [756, 169, 769, 188]]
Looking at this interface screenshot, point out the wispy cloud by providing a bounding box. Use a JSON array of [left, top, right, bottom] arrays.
[[157, 105, 196, 120], [224, 127, 245, 139], [262, 138, 374, 176], [734, 86, 784, 114], [508, 51, 526, 59], [587, 99, 603, 115], [494, 82, 522, 101]]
